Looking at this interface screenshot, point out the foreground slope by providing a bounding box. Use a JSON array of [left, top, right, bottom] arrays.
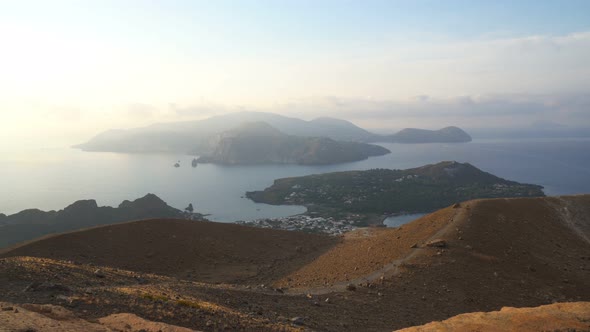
[[1, 219, 337, 284], [396, 302, 590, 332], [277, 195, 590, 293], [0, 195, 589, 331]]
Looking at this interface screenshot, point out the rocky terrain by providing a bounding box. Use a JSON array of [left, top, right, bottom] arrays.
[[0, 195, 588, 331], [397, 302, 590, 332], [196, 122, 390, 165], [0, 301, 197, 332]]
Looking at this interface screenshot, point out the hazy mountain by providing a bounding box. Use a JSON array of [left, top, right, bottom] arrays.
[[196, 122, 390, 165], [384, 126, 472, 143], [74, 111, 470, 154], [0, 194, 187, 249]]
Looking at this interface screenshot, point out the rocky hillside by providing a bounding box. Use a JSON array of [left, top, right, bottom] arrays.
[[396, 302, 590, 332], [0, 195, 588, 331], [197, 122, 390, 165], [0, 194, 189, 249]]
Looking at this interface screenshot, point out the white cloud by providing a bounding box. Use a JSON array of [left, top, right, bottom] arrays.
[[269, 93, 590, 129], [0, 29, 589, 146]]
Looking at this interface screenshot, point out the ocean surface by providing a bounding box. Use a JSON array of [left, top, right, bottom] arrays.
[[1, 138, 589, 222]]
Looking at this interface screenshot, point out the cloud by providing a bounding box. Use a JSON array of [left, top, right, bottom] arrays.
[[167, 102, 238, 119], [127, 103, 156, 119], [43, 107, 82, 121], [270, 93, 590, 129]]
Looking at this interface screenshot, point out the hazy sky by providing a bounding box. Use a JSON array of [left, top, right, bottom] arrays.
[[1, 0, 589, 146]]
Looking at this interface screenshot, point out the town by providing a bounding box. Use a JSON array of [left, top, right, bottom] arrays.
[[236, 214, 362, 235]]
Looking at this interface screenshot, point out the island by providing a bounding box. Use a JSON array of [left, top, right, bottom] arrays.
[[74, 111, 472, 154], [246, 161, 544, 228], [384, 126, 472, 143], [196, 121, 390, 165]]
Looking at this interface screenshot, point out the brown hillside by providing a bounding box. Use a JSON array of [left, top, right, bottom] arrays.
[[396, 302, 590, 332], [1, 195, 589, 331], [0, 219, 338, 284]]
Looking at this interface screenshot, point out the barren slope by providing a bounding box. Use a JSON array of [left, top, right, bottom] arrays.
[[0, 219, 338, 284], [396, 302, 590, 332], [0, 195, 589, 331]]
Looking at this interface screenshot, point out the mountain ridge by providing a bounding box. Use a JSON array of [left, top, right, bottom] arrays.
[[0, 194, 193, 249], [196, 121, 391, 165], [75, 111, 471, 154]]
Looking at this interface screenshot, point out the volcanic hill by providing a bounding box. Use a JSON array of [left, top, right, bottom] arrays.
[[196, 121, 390, 165], [0, 195, 588, 331]]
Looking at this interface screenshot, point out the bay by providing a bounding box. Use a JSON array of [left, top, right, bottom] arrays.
[[1, 138, 589, 222]]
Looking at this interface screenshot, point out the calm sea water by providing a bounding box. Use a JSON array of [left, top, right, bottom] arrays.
[[1, 138, 589, 222], [383, 214, 427, 227]]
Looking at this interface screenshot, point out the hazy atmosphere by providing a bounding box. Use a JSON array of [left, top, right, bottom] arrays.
[[2, 2, 590, 331], [1, 0, 589, 149]]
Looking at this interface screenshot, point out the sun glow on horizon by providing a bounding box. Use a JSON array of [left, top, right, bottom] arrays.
[[0, 1, 589, 147]]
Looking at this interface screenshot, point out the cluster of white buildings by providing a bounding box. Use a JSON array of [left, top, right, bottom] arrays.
[[236, 214, 357, 235]]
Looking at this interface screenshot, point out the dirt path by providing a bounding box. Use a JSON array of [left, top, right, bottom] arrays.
[[287, 206, 468, 295]]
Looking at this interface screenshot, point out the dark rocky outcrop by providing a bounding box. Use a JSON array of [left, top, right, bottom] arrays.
[[0, 194, 185, 249]]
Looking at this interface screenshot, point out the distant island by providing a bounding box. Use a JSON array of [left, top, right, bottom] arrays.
[[383, 126, 472, 143], [74, 111, 472, 155], [0, 194, 205, 249], [246, 161, 544, 225], [196, 122, 390, 165]]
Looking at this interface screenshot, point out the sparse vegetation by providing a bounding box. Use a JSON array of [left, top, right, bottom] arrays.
[[247, 161, 545, 219], [141, 293, 169, 302], [176, 299, 201, 309]]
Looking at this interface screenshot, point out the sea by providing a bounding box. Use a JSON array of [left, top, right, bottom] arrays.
[[1, 138, 589, 224]]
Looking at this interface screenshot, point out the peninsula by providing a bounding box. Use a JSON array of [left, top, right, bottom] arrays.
[[246, 161, 545, 225]]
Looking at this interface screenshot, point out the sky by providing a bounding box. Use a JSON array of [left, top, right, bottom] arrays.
[[0, 0, 589, 147]]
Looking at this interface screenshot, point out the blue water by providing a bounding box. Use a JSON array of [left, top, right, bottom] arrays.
[[383, 214, 428, 227], [1, 138, 589, 221]]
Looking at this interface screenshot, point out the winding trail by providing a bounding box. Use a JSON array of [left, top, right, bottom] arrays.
[[286, 206, 469, 295]]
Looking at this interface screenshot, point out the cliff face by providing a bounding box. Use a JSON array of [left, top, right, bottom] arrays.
[[197, 122, 390, 165]]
